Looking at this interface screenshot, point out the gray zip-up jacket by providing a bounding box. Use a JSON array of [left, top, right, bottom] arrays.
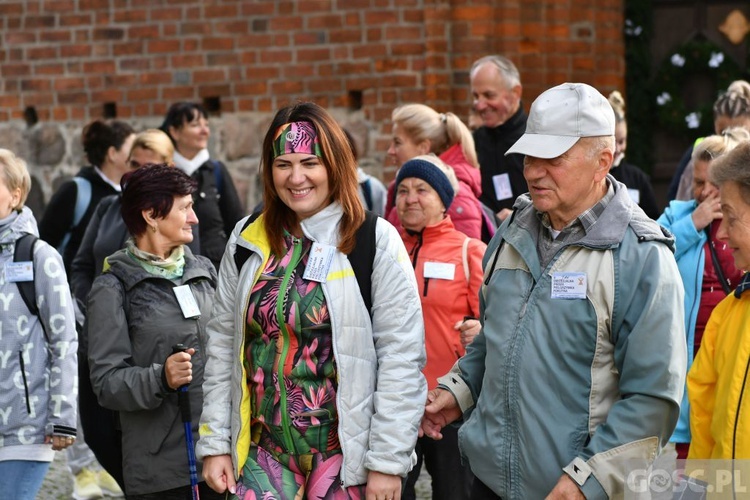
[[0, 208, 77, 456], [196, 203, 427, 487], [439, 178, 687, 499], [86, 246, 216, 495]]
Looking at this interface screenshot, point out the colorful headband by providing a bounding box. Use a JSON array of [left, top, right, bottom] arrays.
[[272, 121, 322, 159]]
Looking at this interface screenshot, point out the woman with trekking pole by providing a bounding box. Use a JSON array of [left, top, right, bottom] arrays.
[[86, 164, 222, 499]]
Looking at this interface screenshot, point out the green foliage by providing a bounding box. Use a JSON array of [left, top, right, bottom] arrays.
[[653, 38, 740, 138], [624, 0, 654, 174]]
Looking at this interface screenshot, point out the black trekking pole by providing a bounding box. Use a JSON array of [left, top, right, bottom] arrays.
[[172, 344, 200, 500]]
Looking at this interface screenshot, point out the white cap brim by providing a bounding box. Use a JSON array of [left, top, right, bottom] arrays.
[[505, 134, 581, 159]]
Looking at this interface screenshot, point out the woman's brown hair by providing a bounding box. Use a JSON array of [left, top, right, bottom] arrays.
[[261, 102, 364, 256]]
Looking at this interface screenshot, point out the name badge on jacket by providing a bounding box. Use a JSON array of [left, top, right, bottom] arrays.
[[5, 261, 33, 283], [173, 285, 201, 319], [303, 243, 335, 283], [551, 272, 587, 299], [423, 262, 455, 280]]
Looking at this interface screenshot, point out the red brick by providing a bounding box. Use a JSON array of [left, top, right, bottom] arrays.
[[270, 80, 304, 94], [2, 64, 31, 77], [35, 63, 65, 75], [193, 69, 226, 83], [207, 52, 240, 66], [235, 82, 269, 95], [202, 37, 235, 51], [127, 87, 159, 101], [160, 86, 195, 100], [269, 17, 304, 31], [6, 32, 37, 44], [24, 15, 56, 29], [113, 9, 147, 22], [113, 41, 143, 57], [128, 25, 160, 39], [148, 39, 181, 53], [83, 60, 116, 74], [40, 30, 71, 42], [58, 91, 89, 104], [120, 58, 151, 71], [365, 11, 398, 24], [204, 4, 237, 18], [198, 84, 230, 97], [171, 54, 205, 68], [139, 72, 171, 85], [307, 14, 344, 29], [259, 50, 293, 64], [0, 2, 23, 15]]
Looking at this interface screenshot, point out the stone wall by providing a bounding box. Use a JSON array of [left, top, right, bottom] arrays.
[[0, 108, 375, 213]]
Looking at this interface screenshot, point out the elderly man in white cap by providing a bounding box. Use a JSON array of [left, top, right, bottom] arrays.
[[419, 83, 686, 499]]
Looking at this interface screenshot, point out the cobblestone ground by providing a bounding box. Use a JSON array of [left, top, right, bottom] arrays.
[[37, 452, 432, 499]]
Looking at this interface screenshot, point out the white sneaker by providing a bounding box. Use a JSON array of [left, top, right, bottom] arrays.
[[96, 469, 124, 497], [73, 468, 104, 500]]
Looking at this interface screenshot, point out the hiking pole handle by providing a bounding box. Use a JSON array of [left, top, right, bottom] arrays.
[[172, 344, 191, 423]]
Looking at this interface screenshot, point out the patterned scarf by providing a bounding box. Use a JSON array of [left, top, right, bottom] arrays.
[[126, 239, 185, 279]]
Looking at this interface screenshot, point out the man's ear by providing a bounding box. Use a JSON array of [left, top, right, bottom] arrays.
[[511, 84, 523, 101], [594, 147, 614, 181]]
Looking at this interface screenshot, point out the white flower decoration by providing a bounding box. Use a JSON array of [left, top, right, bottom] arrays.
[[685, 112, 701, 129], [708, 52, 724, 68], [656, 92, 672, 106], [671, 54, 686, 67], [624, 19, 643, 36]]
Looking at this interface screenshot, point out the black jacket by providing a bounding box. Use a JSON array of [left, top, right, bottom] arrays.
[[610, 161, 660, 220], [39, 166, 119, 274], [191, 160, 244, 270], [473, 106, 528, 214]]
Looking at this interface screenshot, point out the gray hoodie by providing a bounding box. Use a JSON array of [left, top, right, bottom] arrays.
[[0, 207, 78, 460]]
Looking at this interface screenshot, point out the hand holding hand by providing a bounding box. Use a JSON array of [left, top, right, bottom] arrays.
[[545, 474, 585, 500], [419, 388, 462, 440], [454, 318, 481, 348]]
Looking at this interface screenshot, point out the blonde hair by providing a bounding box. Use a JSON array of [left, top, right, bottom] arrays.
[[0, 149, 30, 210], [713, 80, 750, 120], [692, 127, 750, 164], [608, 90, 626, 123], [392, 104, 479, 169], [129, 129, 175, 164]]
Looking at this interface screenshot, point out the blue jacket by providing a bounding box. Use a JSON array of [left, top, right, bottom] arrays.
[[657, 199, 704, 444], [439, 178, 687, 499]]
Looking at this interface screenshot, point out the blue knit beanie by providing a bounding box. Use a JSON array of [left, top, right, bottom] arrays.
[[396, 158, 455, 209]]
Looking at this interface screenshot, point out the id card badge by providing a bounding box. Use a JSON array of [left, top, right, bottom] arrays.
[[423, 262, 456, 280], [302, 243, 335, 283], [551, 272, 587, 299], [173, 285, 201, 319], [5, 261, 34, 283], [492, 173, 514, 201]]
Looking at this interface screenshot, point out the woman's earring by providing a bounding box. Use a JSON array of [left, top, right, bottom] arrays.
[[151, 225, 157, 233]]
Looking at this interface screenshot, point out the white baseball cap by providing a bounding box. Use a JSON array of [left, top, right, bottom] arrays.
[[505, 82, 615, 159]]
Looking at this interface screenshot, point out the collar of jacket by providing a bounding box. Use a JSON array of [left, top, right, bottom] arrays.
[[482, 103, 527, 136], [735, 272, 750, 298], [510, 175, 675, 251], [401, 216, 456, 246], [103, 245, 214, 291]]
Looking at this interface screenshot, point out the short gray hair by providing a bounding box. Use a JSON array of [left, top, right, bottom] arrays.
[[710, 140, 750, 203], [470, 55, 521, 88]]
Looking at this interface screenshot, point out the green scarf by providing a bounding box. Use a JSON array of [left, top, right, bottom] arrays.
[[126, 239, 185, 279]]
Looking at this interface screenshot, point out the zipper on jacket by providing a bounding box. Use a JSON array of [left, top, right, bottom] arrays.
[[732, 351, 750, 498], [19, 351, 31, 414], [407, 231, 423, 269], [423, 277, 430, 297], [276, 237, 303, 453]]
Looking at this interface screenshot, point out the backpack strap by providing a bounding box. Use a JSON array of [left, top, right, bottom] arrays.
[[233, 212, 261, 272], [14, 233, 38, 317], [59, 177, 92, 255], [462, 236, 471, 285], [361, 178, 373, 212], [347, 211, 378, 316], [212, 160, 224, 198]]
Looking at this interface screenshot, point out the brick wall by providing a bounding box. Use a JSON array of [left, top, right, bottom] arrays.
[[0, 0, 625, 208]]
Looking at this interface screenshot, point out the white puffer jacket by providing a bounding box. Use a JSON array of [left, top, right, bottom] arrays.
[[197, 203, 426, 487]]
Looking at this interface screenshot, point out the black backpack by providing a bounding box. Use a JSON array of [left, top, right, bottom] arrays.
[[234, 211, 378, 315]]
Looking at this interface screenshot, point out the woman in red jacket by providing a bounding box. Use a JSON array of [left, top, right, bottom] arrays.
[[395, 155, 487, 500], [386, 104, 495, 242]]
